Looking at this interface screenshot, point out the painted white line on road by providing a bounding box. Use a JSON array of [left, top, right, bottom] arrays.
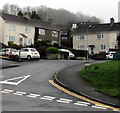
[[13, 91, 27, 96], [15, 91, 27, 95], [92, 105, 107, 110], [3, 89, 13, 93], [42, 96, 55, 99], [59, 98, 72, 102], [0, 75, 30, 85], [1, 91, 10, 94], [40, 96, 55, 101], [76, 101, 90, 105], [27, 94, 40, 98], [56, 98, 72, 103], [13, 93, 23, 96], [56, 100, 70, 103], [27, 95, 37, 98], [28, 94, 40, 97], [74, 103, 88, 106]]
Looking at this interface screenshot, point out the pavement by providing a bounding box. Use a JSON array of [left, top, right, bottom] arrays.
[[54, 63, 120, 108]]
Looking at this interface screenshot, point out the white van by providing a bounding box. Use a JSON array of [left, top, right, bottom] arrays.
[[58, 49, 75, 59]]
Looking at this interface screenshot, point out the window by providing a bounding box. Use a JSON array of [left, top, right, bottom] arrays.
[[8, 24, 15, 30], [25, 26, 32, 33], [100, 45, 106, 50], [77, 35, 84, 40], [8, 36, 15, 42], [97, 34, 104, 39], [78, 45, 84, 50], [62, 37, 68, 40], [52, 31, 58, 37], [39, 29, 45, 35], [28, 38, 32, 45]]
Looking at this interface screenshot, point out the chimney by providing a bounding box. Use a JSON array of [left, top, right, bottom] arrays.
[[110, 17, 114, 26], [23, 13, 31, 20]]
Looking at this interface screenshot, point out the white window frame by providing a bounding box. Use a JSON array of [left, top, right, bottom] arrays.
[[8, 36, 15, 42], [25, 26, 32, 33], [52, 31, 58, 37], [8, 24, 16, 31], [77, 35, 85, 40], [39, 29, 45, 35], [96, 34, 104, 39], [100, 45, 106, 51]]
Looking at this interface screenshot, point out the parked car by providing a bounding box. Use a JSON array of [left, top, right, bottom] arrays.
[[58, 49, 75, 59], [106, 51, 116, 59], [0, 48, 18, 56], [19, 48, 40, 60]]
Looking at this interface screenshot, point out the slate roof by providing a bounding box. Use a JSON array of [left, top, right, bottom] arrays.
[[73, 22, 120, 35], [1, 13, 59, 31]]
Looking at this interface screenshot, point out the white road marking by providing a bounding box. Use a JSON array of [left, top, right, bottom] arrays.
[[27, 94, 40, 98], [13, 91, 26, 96], [76, 101, 90, 105], [0, 75, 30, 85], [74, 101, 90, 106], [3, 89, 13, 93], [0, 76, 4, 78], [41, 96, 55, 100], [56, 98, 72, 103], [92, 105, 107, 109], [1, 91, 10, 93], [15, 91, 26, 95]]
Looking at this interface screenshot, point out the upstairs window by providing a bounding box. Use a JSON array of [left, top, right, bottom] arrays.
[[8, 24, 15, 31], [25, 26, 32, 33], [77, 35, 85, 40], [39, 29, 45, 35], [97, 34, 104, 39], [52, 31, 58, 37]]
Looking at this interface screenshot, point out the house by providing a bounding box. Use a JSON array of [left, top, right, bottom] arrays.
[[72, 21, 120, 53], [56, 24, 72, 48], [0, 13, 60, 46]]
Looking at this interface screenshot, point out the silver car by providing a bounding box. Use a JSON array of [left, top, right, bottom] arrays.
[[0, 48, 18, 56]]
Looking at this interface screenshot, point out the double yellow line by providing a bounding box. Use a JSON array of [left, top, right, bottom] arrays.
[[49, 80, 120, 111]]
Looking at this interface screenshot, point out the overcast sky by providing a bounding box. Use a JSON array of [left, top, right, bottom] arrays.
[[0, 0, 119, 23]]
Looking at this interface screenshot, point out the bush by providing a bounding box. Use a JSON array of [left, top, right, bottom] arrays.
[[8, 41, 17, 46], [46, 47, 60, 54]]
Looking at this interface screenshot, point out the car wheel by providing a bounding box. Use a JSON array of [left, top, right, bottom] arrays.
[[27, 55, 31, 60]]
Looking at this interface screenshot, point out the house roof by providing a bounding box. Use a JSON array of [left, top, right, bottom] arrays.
[[1, 13, 59, 31], [73, 22, 120, 35]]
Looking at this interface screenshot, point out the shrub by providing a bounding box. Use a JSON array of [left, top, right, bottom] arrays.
[[46, 47, 60, 54]]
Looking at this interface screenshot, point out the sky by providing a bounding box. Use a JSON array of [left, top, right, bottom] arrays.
[[0, 0, 119, 23]]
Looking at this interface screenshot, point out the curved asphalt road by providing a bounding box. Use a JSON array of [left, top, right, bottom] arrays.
[[1, 59, 117, 111]]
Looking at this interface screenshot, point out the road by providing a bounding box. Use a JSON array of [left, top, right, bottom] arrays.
[[1, 59, 115, 111]]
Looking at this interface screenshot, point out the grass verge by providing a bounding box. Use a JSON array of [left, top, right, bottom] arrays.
[[80, 61, 120, 98]]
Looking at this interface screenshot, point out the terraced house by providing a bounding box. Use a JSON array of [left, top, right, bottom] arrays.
[[73, 21, 120, 53], [0, 13, 60, 46]]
